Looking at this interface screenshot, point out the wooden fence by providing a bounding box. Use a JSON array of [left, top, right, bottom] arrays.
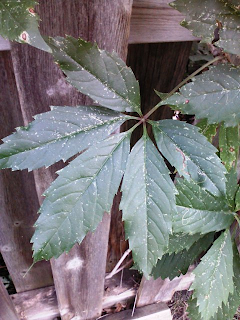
[[0, 1, 196, 319]]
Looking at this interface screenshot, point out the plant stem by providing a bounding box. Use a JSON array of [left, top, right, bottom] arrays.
[[143, 55, 222, 120]]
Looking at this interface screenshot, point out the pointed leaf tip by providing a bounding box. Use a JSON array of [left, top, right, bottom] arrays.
[[46, 36, 141, 114], [0, 106, 127, 171]]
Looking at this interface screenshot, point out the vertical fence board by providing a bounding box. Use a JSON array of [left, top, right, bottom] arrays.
[[126, 41, 192, 143], [0, 51, 53, 292], [51, 213, 110, 319], [0, 279, 19, 320], [10, 1, 133, 318]]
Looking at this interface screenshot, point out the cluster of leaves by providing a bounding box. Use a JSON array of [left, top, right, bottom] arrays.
[[0, 1, 240, 320]]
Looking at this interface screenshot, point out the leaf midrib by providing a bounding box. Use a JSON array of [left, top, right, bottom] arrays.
[[154, 123, 223, 193], [37, 133, 128, 253], [52, 39, 139, 112], [0, 116, 124, 160]]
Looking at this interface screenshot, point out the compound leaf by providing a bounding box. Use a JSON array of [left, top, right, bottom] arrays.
[[152, 232, 214, 280], [170, 0, 240, 55], [163, 64, 240, 127], [120, 131, 177, 276], [153, 119, 226, 196], [32, 132, 130, 261], [0, 106, 127, 171], [219, 123, 239, 171], [47, 36, 141, 114], [0, 0, 50, 52], [173, 179, 235, 235], [191, 230, 234, 320]]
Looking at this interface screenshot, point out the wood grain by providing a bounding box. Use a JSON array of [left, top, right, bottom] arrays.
[[0, 36, 11, 51], [102, 303, 172, 320], [130, 0, 199, 43], [136, 272, 194, 307], [126, 41, 192, 144], [11, 270, 138, 320], [10, 1, 133, 319], [0, 51, 53, 292], [0, 279, 19, 320]]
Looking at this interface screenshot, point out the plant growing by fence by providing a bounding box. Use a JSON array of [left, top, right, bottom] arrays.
[[0, 0, 240, 319]]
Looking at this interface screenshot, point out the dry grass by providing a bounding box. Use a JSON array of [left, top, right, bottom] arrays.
[[168, 290, 240, 320]]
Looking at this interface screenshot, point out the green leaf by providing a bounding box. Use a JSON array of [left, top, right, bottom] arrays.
[[187, 243, 240, 320], [152, 119, 226, 196], [191, 230, 234, 320], [167, 233, 203, 254], [196, 119, 218, 143], [152, 233, 214, 280], [226, 168, 239, 210], [219, 123, 239, 171], [0, 0, 50, 52], [173, 179, 235, 235], [170, 0, 240, 55], [47, 36, 141, 114], [120, 131, 177, 276], [32, 132, 130, 261], [154, 90, 169, 101], [0, 106, 127, 171], [163, 64, 240, 127]]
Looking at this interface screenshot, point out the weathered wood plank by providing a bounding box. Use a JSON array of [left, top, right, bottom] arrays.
[[126, 41, 192, 144], [10, 1, 133, 318], [51, 214, 111, 319], [0, 36, 11, 51], [0, 279, 19, 320], [136, 272, 194, 307], [0, 51, 53, 292], [130, 0, 199, 44], [11, 270, 138, 320], [103, 303, 172, 320]]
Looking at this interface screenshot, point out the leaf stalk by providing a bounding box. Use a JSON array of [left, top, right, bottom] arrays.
[[143, 55, 222, 120]]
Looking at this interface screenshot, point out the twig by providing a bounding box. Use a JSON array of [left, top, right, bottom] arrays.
[[105, 249, 131, 280], [131, 291, 138, 317]]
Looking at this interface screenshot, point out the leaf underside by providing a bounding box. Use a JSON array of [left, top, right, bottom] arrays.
[[163, 64, 240, 127], [47, 36, 141, 114], [152, 232, 214, 280], [0, 106, 127, 171], [173, 179, 235, 235], [191, 230, 234, 320], [153, 119, 226, 196], [170, 0, 240, 55], [0, 0, 50, 51], [120, 131, 177, 277], [32, 133, 130, 262]]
